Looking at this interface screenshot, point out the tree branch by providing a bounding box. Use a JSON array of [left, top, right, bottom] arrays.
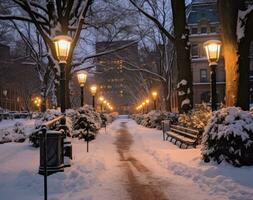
[[129, 0, 175, 43]]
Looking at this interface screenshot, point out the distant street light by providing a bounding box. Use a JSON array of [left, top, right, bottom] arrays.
[[99, 96, 104, 112], [103, 100, 107, 112], [53, 35, 72, 113], [77, 70, 88, 107], [142, 102, 146, 114], [145, 99, 150, 113], [204, 40, 221, 111], [90, 85, 97, 110], [34, 96, 42, 111], [152, 91, 158, 110], [3, 89, 7, 111], [17, 97, 20, 111]]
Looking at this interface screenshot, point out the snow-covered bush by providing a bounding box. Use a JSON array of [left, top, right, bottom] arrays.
[[132, 110, 178, 129], [202, 107, 253, 167], [0, 122, 26, 144], [29, 106, 115, 143], [179, 104, 211, 131]]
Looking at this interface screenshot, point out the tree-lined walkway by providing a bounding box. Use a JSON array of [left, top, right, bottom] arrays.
[[114, 122, 169, 200]]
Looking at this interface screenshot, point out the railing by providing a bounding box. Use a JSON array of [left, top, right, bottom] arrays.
[[42, 115, 65, 129], [29, 115, 65, 147]]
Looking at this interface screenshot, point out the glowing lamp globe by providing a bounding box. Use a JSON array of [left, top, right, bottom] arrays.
[[203, 40, 221, 64], [90, 85, 97, 96], [152, 91, 157, 99], [53, 35, 72, 63], [99, 97, 104, 102], [77, 70, 87, 87]]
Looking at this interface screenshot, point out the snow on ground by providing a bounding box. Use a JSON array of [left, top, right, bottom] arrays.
[[126, 120, 253, 200], [0, 117, 253, 200]]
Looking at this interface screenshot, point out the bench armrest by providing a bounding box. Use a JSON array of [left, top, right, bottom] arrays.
[[162, 120, 171, 132]]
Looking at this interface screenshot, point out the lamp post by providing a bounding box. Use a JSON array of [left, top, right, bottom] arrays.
[[17, 97, 20, 112], [90, 85, 97, 110], [3, 90, 7, 111], [103, 100, 107, 112], [145, 99, 150, 113], [53, 35, 72, 113], [203, 40, 221, 111], [77, 70, 88, 107], [152, 91, 157, 110], [142, 102, 145, 114], [99, 96, 104, 112], [34, 96, 42, 111]]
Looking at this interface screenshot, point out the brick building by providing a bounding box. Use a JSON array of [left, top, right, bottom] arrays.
[[188, 0, 225, 105], [0, 43, 40, 111]]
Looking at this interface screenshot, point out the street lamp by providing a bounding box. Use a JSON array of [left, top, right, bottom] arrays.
[[77, 70, 88, 107], [145, 99, 150, 113], [152, 91, 158, 110], [203, 40, 221, 111], [99, 96, 104, 112], [142, 102, 146, 114], [53, 35, 72, 113], [103, 100, 107, 112], [90, 85, 97, 109], [3, 90, 7, 111], [34, 96, 42, 111]]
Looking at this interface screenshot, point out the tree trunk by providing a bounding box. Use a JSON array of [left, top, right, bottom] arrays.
[[162, 81, 171, 112], [218, 0, 239, 107], [218, 0, 253, 110], [171, 0, 193, 113]]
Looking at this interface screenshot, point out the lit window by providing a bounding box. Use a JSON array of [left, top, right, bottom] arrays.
[[200, 69, 208, 82]]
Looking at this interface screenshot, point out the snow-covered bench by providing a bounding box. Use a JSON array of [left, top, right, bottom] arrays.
[[162, 120, 201, 148]]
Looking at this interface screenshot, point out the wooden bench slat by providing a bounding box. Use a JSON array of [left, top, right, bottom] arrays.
[[170, 124, 199, 134], [162, 122, 201, 148], [170, 127, 197, 139], [166, 131, 195, 143]]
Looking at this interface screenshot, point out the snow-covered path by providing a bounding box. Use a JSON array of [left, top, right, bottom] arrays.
[[1, 117, 253, 200]]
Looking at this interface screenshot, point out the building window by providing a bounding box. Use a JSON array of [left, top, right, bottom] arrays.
[[201, 27, 207, 34], [200, 69, 208, 82], [210, 26, 216, 33], [191, 27, 198, 34], [191, 44, 199, 58]]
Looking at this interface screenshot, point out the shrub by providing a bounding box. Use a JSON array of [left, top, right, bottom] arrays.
[[132, 110, 178, 129], [179, 103, 211, 131], [0, 122, 26, 144], [201, 107, 253, 167]]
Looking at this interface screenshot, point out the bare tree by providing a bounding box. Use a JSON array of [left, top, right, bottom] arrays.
[[129, 0, 192, 113]]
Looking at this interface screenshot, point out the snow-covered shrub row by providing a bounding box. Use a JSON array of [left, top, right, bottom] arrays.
[[202, 107, 253, 167], [132, 110, 178, 129], [0, 122, 26, 144], [178, 103, 211, 131], [32, 106, 117, 139]]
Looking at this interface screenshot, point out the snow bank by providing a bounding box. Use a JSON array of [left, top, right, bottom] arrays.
[[0, 119, 35, 144], [129, 120, 253, 200]]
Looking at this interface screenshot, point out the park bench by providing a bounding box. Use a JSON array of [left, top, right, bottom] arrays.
[[162, 120, 202, 148]]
